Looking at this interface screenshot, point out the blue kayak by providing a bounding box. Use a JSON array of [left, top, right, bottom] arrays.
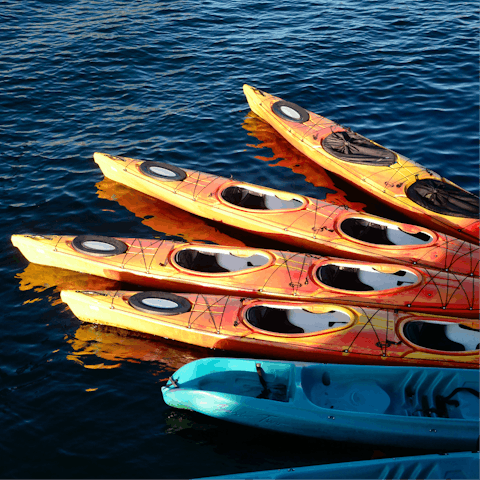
[[198, 451, 480, 479], [161, 358, 479, 450]]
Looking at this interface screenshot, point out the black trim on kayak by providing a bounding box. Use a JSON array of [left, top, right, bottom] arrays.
[[406, 179, 480, 219], [128, 291, 191, 315], [272, 100, 310, 124], [139, 161, 187, 181], [322, 130, 396, 166], [72, 235, 128, 257]]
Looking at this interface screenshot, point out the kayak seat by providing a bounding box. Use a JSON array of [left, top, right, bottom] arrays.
[[263, 194, 302, 210], [397, 369, 479, 419], [341, 218, 431, 246], [403, 321, 480, 352], [198, 370, 289, 403], [222, 186, 302, 210], [215, 252, 268, 271], [175, 249, 268, 273], [385, 228, 432, 246], [444, 324, 480, 352], [246, 306, 350, 334], [286, 309, 350, 333], [357, 269, 418, 290], [318, 264, 418, 291], [175, 250, 229, 273], [317, 265, 373, 291], [301, 367, 391, 413], [246, 306, 304, 334]]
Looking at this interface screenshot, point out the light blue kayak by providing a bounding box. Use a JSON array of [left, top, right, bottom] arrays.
[[161, 358, 479, 450], [198, 451, 480, 479]]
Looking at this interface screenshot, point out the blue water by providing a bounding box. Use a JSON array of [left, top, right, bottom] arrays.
[[1, 0, 478, 477]]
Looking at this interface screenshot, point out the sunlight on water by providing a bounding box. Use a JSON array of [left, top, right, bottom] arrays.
[[15, 262, 205, 371], [16, 263, 121, 294], [67, 324, 205, 371], [3, 0, 478, 476]]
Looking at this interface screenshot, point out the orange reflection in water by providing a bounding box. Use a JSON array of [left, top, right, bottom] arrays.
[[96, 178, 246, 246], [16, 262, 121, 305], [67, 324, 206, 372], [16, 263, 206, 371], [243, 112, 366, 212]]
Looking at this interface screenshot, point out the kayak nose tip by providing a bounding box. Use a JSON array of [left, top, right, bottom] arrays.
[[93, 151, 107, 163], [11, 234, 20, 246], [243, 84, 258, 97]]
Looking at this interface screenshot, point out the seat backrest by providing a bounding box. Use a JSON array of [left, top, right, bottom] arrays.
[[264, 194, 302, 210], [286, 309, 350, 333], [444, 324, 480, 352], [215, 253, 267, 272], [358, 269, 418, 290]]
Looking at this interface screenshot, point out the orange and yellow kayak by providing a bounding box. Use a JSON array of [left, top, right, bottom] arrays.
[[11, 234, 479, 318], [60, 289, 479, 369], [243, 84, 479, 244], [93, 152, 479, 277]]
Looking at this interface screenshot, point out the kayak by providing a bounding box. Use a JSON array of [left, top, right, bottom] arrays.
[[93, 152, 480, 277], [161, 358, 479, 450], [243, 84, 480, 245], [198, 452, 480, 479], [11, 234, 479, 318], [60, 289, 479, 368]]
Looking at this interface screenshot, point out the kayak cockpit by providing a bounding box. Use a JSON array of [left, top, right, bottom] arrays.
[[221, 185, 304, 211], [174, 247, 269, 273], [196, 362, 293, 403], [301, 364, 479, 419], [317, 264, 419, 291], [301, 367, 392, 414], [341, 217, 432, 246], [406, 179, 480, 219], [322, 130, 397, 166], [245, 305, 351, 334], [403, 321, 480, 352]]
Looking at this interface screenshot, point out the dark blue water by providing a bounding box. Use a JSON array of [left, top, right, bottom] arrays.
[[1, 1, 478, 478]]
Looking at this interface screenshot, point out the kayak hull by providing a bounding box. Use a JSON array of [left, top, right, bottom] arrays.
[[92, 152, 479, 277], [11, 234, 479, 318], [198, 452, 480, 479], [243, 84, 480, 245], [60, 290, 479, 369], [162, 358, 479, 449]]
